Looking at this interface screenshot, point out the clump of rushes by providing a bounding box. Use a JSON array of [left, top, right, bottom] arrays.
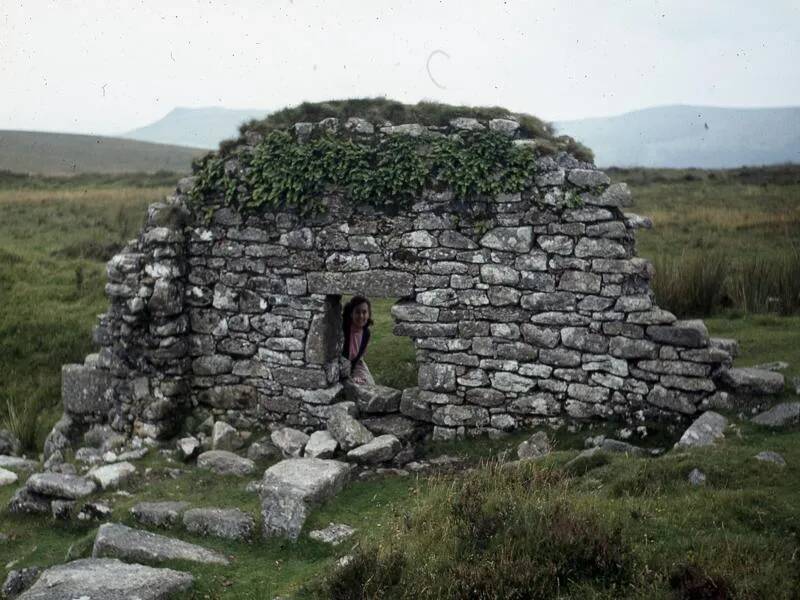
[[308, 462, 632, 599]]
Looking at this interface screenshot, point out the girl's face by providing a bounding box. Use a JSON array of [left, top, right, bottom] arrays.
[[351, 302, 370, 329]]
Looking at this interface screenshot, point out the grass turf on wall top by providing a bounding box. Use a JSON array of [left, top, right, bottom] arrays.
[[191, 99, 594, 219]]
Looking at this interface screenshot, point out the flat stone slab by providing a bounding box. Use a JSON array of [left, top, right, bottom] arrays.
[[183, 507, 255, 541], [261, 458, 351, 504], [260, 458, 352, 541], [0, 456, 39, 471], [752, 402, 800, 427], [88, 461, 136, 489], [307, 270, 414, 297], [674, 411, 728, 450], [16, 558, 193, 600], [93, 523, 229, 565], [718, 367, 785, 396], [131, 501, 191, 528], [197, 450, 255, 476], [346, 383, 402, 414], [26, 473, 97, 499]]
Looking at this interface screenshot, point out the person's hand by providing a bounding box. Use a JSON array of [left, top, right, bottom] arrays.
[[353, 375, 366, 384]]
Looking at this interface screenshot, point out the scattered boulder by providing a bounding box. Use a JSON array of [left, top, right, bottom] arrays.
[[25, 473, 97, 499], [755, 451, 786, 466], [346, 435, 401, 464], [688, 468, 706, 486], [271, 428, 310, 458], [674, 411, 728, 450], [116, 447, 149, 462], [78, 501, 113, 521], [345, 382, 402, 414], [8, 488, 51, 515], [247, 437, 280, 461], [176, 436, 200, 460], [75, 447, 104, 465], [260, 458, 351, 540], [752, 402, 800, 427], [92, 523, 229, 566], [327, 413, 373, 451], [132, 501, 191, 528], [183, 507, 255, 541], [2, 567, 41, 599], [196, 450, 255, 477], [212, 421, 242, 451], [517, 431, 552, 460], [88, 461, 136, 490], [597, 438, 648, 457], [15, 558, 192, 600], [0, 467, 18, 487], [0, 429, 21, 457], [717, 367, 784, 396], [309, 523, 355, 545], [361, 415, 422, 442], [304, 431, 338, 459], [0, 456, 38, 472]]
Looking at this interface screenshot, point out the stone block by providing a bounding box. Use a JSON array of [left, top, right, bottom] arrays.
[[62, 364, 113, 415]]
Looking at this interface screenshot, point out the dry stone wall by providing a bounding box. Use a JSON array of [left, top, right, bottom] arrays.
[[51, 117, 735, 451]]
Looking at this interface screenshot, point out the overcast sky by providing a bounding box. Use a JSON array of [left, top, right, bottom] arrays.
[[2, 0, 799, 135]]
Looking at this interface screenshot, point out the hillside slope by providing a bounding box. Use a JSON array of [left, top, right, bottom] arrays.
[[0, 130, 206, 175], [555, 105, 800, 168], [125, 107, 268, 149]]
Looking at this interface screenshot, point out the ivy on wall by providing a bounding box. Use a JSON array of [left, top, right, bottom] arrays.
[[189, 130, 545, 217]]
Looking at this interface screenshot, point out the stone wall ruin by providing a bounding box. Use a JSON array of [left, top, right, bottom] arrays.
[[49, 115, 736, 453]]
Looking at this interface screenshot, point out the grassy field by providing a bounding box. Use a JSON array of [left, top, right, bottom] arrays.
[[0, 168, 799, 598], [0, 130, 203, 175]]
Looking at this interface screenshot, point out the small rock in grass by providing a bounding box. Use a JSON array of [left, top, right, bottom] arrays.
[[88, 461, 136, 490], [517, 431, 552, 460], [0, 456, 39, 472], [2, 566, 41, 599], [270, 428, 310, 458], [754, 451, 786, 466], [117, 447, 149, 462], [309, 523, 355, 545], [0, 467, 18, 487], [688, 468, 706, 486], [75, 447, 104, 465], [751, 361, 789, 372], [176, 436, 200, 460], [674, 411, 728, 450], [26, 472, 97, 499]]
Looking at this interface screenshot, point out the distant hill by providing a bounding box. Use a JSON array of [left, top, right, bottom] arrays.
[[125, 107, 268, 149], [554, 105, 800, 168], [0, 130, 206, 175]]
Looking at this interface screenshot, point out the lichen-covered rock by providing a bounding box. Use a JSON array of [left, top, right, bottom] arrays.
[[346, 435, 401, 464], [271, 427, 310, 458], [2, 566, 41, 599], [304, 431, 338, 459], [92, 522, 229, 565], [25, 473, 97, 499], [196, 451, 255, 476], [0, 429, 21, 457], [752, 402, 800, 427], [309, 523, 356, 545], [517, 431, 551, 460], [88, 461, 136, 490], [0, 467, 18, 487], [717, 367, 785, 396], [132, 501, 191, 528], [183, 507, 255, 541], [674, 411, 728, 450], [327, 413, 373, 451]]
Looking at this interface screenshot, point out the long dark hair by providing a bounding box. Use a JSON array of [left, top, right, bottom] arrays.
[[342, 295, 373, 334]]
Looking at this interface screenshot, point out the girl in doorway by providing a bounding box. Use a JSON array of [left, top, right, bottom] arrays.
[[342, 295, 375, 385]]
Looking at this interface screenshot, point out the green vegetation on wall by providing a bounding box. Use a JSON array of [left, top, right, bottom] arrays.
[[192, 129, 546, 217]]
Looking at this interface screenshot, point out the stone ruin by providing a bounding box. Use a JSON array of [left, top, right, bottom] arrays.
[[45, 114, 749, 459]]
